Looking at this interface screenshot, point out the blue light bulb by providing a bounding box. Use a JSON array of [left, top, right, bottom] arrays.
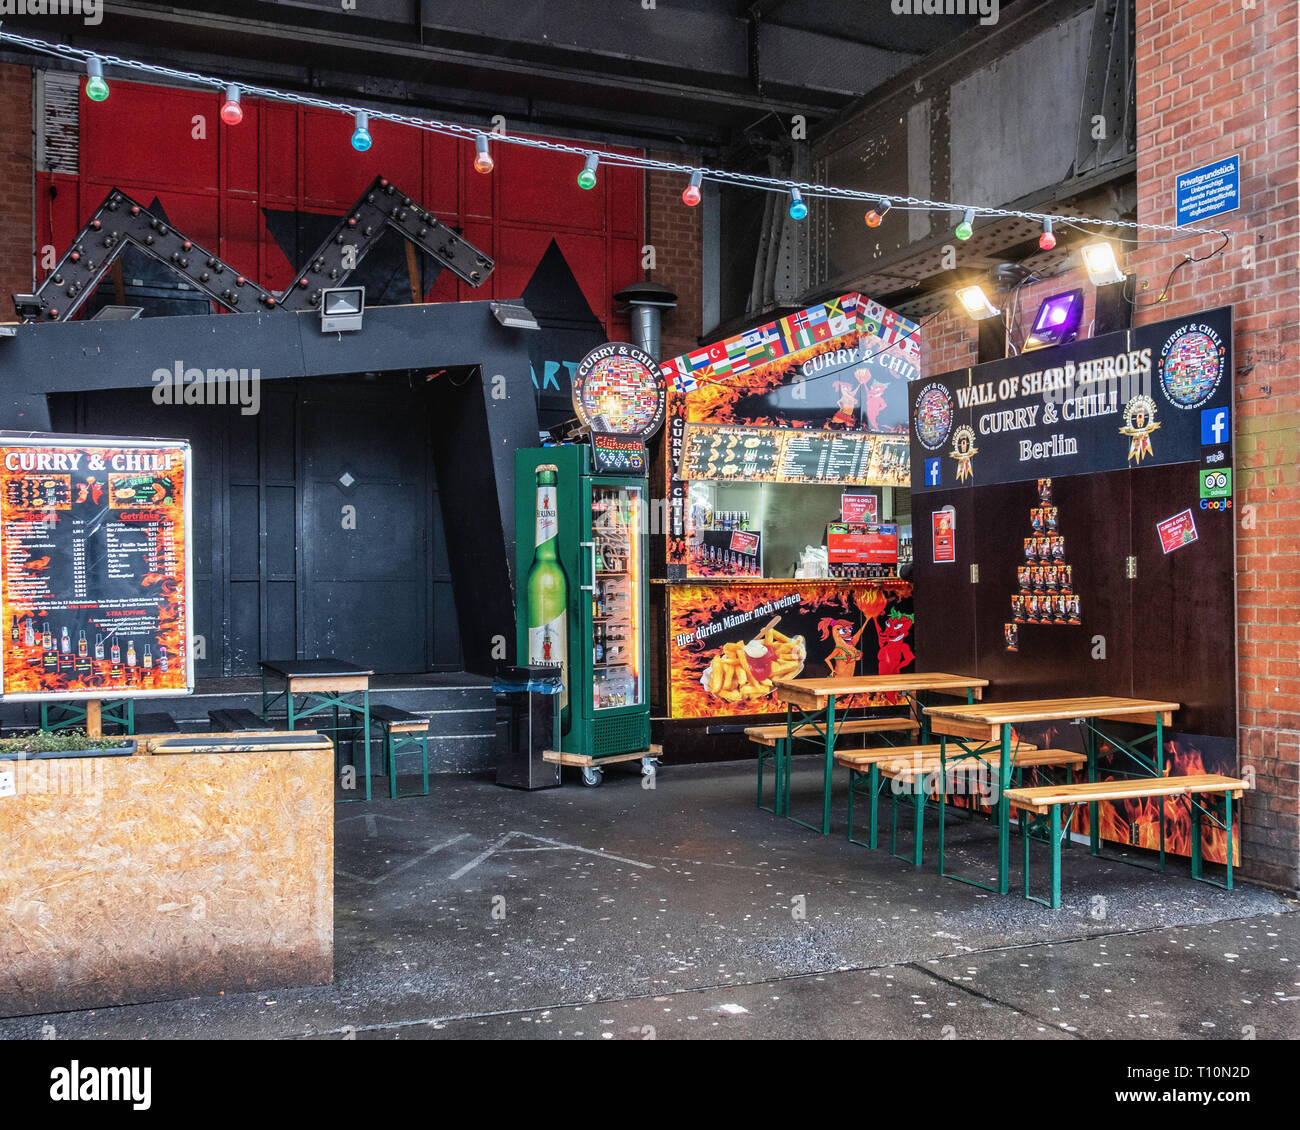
[[351, 111, 372, 153]]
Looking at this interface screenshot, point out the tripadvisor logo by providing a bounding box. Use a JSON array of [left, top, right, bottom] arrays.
[[891, 0, 999, 26], [0, 0, 103, 26]]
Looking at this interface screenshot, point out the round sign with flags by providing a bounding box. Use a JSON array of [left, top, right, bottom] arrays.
[[572, 342, 666, 438]]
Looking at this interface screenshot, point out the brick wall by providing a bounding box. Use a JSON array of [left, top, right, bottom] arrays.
[[0, 63, 34, 319], [1132, 0, 1300, 889], [919, 1, 1298, 887], [646, 154, 704, 360]]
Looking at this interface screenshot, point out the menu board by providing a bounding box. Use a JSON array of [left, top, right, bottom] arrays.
[[778, 432, 872, 483], [682, 425, 783, 481], [684, 424, 910, 486], [0, 436, 193, 700]]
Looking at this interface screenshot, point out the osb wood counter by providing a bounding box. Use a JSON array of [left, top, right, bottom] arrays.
[[0, 745, 333, 1018]]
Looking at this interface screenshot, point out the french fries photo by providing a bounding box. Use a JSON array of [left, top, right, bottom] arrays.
[[700, 625, 806, 703]]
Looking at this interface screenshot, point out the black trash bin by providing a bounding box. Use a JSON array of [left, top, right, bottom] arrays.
[[494, 665, 563, 790]]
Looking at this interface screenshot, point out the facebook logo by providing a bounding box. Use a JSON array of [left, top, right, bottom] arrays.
[[1201, 407, 1229, 446], [925, 458, 941, 486]]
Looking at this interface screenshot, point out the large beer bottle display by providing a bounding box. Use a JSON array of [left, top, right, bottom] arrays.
[[526, 464, 571, 732], [515, 444, 652, 763]]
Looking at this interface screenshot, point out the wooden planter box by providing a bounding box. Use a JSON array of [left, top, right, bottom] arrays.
[[0, 745, 333, 1017]]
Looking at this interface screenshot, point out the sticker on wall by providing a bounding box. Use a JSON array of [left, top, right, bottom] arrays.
[[914, 383, 955, 450], [1159, 323, 1227, 409], [948, 425, 977, 482], [932, 506, 956, 564], [1119, 395, 1161, 463], [1157, 509, 1199, 553]]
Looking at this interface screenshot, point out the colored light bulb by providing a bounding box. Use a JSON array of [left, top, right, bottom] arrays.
[[682, 171, 703, 207], [865, 198, 892, 228], [1038, 217, 1056, 251], [220, 85, 243, 126], [85, 57, 109, 102], [351, 111, 372, 152], [955, 208, 975, 241], [473, 134, 494, 174], [788, 188, 807, 221], [577, 153, 599, 190]]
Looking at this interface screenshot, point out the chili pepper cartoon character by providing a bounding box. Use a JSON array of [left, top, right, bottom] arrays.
[[863, 381, 889, 431], [830, 380, 859, 428], [817, 617, 868, 677], [874, 609, 915, 680]]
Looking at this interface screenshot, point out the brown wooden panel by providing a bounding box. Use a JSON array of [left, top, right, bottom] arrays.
[[911, 487, 978, 674], [971, 470, 1135, 702], [1128, 461, 1236, 736], [0, 749, 333, 1017]]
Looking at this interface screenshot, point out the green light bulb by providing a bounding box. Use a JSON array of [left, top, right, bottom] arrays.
[[955, 220, 973, 240], [86, 76, 109, 102], [577, 169, 597, 190]]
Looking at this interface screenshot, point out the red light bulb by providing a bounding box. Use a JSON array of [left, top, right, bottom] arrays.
[[865, 210, 883, 228], [682, 184, 701, 207], [1038, 218, 1056, 251], [220, 85, 243, 126]]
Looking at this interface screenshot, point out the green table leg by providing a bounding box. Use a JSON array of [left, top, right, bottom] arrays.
[[1156, 713, 1166, 872], [1049, 803, 1062, 909], [1191, 796, 1202, 880], [1087, 724, 1100, 856], [1225, 792, 1234, 889], [783, 702, 794, 817], [361, 687, 371, 803], [869, 764, 880, 849], [997, 725, 1011, 895], [821, 695, 836, 835], [938, 734, 947, 873]]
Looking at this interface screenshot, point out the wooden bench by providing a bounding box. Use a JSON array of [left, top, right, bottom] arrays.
[[349, 704, 430, 799], [1003, 773, 1250, 908], [133, 712, 178, 734], [880, 749, 1086, 866], [747, 715, 918, 814], [209, 707, 272, 732]]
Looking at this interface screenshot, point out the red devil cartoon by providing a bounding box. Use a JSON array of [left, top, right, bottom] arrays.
[[864, 382, 889, 431], [818, 617, 868, 677], [874, 609, 915, 700]]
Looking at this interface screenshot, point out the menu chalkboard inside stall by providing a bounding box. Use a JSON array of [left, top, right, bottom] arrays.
[[778, 432, 871, 484], [685, 425, 910, 487], [683, 425, 782, 481], [0, 436, 193, 700]]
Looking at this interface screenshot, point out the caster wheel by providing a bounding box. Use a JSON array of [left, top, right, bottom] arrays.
[[581, 766, 604, 787]]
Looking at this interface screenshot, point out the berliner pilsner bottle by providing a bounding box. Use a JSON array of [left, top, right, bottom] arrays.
[[527, 464, 570, 732]]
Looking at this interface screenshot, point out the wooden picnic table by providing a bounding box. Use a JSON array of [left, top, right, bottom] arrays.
[[923, 695, 1180, 896], [771, 672, 989, 835], [260, 658, 374, 801]]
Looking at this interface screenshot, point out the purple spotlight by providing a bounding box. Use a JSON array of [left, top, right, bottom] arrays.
[[1024, 289, 1084, 352]]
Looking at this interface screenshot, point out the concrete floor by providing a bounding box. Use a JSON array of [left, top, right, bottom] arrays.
[[1, 759, 1296, 1040]]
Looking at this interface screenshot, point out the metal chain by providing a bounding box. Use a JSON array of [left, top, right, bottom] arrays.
[[0, 29, 1231, 241]]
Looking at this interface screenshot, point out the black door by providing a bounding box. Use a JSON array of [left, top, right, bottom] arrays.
[[59, 376, 455, 676]]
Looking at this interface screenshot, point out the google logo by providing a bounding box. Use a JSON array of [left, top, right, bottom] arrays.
[[1199, 498, 1233, 511]]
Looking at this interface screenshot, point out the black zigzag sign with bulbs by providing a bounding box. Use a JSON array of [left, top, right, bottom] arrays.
[[15, 176, 494, 322]]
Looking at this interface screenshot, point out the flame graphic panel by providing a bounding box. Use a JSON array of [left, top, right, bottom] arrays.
[[669, 582, 914, 718]]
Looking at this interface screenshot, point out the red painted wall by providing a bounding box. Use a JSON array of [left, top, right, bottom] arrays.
[[34, 77, 644, 336]]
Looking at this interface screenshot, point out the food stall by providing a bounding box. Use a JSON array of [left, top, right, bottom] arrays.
[[657, 293, 921, 725]]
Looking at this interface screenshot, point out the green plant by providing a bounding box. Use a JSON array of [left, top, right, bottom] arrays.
[[0, 729, 132, 755]]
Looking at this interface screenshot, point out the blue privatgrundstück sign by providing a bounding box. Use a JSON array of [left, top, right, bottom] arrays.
[[1175, 155, 1239, 226]]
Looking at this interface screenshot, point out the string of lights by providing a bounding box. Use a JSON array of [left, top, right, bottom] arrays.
[[0, 28, 1234, 246]]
